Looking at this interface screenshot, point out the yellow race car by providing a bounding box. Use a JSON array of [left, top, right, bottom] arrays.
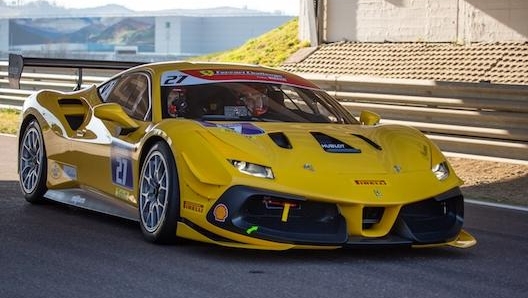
[[11, 54, 476, 250]]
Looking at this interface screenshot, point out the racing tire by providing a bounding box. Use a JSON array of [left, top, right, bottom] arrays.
[[138, 141, 181, 244], [19, 120, 48, 203]]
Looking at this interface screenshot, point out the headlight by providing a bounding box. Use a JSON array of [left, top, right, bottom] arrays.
[[229, 160, 274, 179], [432, 161, 450, 181]]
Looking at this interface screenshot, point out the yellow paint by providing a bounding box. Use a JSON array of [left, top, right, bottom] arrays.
[[21, 61, 475, 250], [281, 203, 291, 222]]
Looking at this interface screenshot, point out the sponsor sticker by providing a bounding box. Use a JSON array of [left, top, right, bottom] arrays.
[[354, 180, 387, 186], [50, 162, 61, 179], [161, 69, 317, 89], [213, 204, 229, 222], [161, 71, 208, 86], [320, 142, 361, 153], [200, 121, 265, 135], [116, 188, 136, 203], [194, 69, 287, 82], [322, 143, 346, 150], [115, 187, 130, 200], [111, 141, 134, 190], [49, 161, 77, 181], [71, 195, 86, 205], [63, 164, 77, 180], [183, 201, 205, 213], [111, 155, 133, 189], [246, 226, 259, 235]]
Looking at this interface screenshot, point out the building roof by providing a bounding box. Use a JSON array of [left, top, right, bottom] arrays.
[[282, 42, 528, 85]]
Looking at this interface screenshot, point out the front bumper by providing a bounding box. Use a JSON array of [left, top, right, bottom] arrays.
[[205, 185, 471, 248]]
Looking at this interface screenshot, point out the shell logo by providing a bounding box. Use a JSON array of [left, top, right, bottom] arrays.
[[213, 204, 229, 222]]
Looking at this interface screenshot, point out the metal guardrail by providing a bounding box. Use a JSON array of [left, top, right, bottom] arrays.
[[0, 61, 527, 161], [300, 73, 528, 161]]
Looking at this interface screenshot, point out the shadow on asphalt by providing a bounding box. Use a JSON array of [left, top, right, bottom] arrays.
[[174, 238, 472, 264], [1, 179, 474, 263]]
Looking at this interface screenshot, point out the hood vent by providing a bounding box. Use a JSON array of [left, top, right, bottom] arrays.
[[351, 134, 382, 151], [311, 132, 361, 153], [268, 132, 292, 149]]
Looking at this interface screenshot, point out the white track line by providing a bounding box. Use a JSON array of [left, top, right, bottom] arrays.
[[445, 152, 528, 165], [465, 199, 528, 212]]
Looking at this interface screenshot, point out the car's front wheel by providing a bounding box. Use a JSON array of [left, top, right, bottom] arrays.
[[19, 120, 48, 203], [138, 142, 180, 243]]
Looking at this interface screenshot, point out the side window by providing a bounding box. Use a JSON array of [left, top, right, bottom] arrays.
[[99, 79, 118, 100], [98, 73, 151, 121]]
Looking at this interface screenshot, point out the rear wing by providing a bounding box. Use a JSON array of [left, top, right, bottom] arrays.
[[8, 53, 143, 90]]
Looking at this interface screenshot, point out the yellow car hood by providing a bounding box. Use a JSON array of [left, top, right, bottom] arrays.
[[199, 121, 433, 174], [178, 121, 460, 205]]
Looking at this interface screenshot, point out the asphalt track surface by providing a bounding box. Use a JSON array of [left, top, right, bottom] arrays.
[[1, 135, 527, 298]]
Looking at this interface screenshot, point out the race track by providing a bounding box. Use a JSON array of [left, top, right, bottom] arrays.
[[0, 135, 527, 298]]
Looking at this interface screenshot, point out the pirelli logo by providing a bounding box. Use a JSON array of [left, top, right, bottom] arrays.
[[354, 180, 387, 186], [183, 201, 204, 213]]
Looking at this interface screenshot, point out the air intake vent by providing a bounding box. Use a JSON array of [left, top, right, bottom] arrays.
[[363, 207, 384, 229], [311, 132, 361, 153], [268, 132, 292, 149], [351, 134, 382, 150]]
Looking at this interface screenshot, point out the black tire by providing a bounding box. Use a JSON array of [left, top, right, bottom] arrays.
[[138, 141, 180, 243], [19, 120, 48, 203]]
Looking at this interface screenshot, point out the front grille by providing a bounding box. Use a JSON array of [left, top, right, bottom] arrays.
[[392, 189, 464, 244], [207, 186, 348, 245], [240, 195, 341, 234]]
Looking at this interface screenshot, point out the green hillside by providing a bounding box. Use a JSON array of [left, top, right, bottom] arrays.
[[190, 18, 309, 67]]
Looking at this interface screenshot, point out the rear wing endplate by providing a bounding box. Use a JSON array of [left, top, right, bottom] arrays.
[[8, 54, 143, 90]]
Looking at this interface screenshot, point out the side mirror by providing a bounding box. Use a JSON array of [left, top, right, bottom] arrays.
[[359, 110, 381, 126], [93, 103, 139, 133]]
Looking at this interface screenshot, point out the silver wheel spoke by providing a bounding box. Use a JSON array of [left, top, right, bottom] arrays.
[[139, 149, 171, 233], [20, 126, 43, 194]]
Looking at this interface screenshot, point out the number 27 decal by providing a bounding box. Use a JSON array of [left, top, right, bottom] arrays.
[[163, 75, 188, 85], [112, 156, 133, 189]]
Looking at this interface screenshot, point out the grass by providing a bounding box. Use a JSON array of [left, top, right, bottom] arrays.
[[0, 18, 308, 135], [190, 18, 309, 67], [0, 108, 21, 135]]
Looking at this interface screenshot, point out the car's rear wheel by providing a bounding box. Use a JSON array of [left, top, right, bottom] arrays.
[[19, 120, 48, 203], [138, 142, 180, 243]]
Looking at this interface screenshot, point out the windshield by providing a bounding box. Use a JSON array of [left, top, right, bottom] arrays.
[[161, 82, 358, 124]]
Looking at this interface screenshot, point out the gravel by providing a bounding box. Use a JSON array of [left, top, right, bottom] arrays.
[[448, 157, 528, 207]]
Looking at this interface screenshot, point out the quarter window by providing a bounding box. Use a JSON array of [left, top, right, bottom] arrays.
[[98, 73, 151, 121]]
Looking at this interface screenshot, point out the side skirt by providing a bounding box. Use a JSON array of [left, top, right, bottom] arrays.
[[45, 188, 139, 221]]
